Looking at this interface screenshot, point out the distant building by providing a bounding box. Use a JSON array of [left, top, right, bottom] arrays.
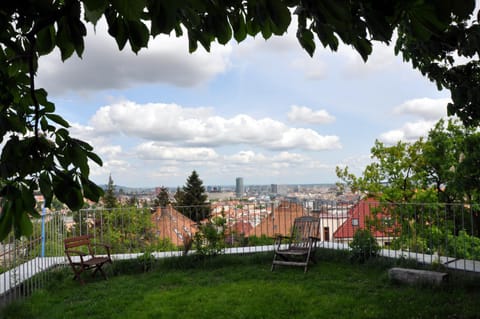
[[235, 177, 244, 198], [271, 184, 278, 194], [207, 186, 222, 192]]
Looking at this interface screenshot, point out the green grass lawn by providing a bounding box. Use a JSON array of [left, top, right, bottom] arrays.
[[2, 251, 480, 319]]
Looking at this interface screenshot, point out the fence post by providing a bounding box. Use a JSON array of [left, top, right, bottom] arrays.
[[41, 204, 46, 257]]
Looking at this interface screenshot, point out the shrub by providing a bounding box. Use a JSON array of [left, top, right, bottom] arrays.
[[193, 216, 226, 257], [137, 250, 156, 272], [349, 229, 380, 263]]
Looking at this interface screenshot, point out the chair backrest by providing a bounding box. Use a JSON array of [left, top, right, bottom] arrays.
[[64, 234, 94, 256], [289, 216, 320, 249]]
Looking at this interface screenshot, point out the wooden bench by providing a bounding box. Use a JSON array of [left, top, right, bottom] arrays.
[[64, 235, 112, 284]]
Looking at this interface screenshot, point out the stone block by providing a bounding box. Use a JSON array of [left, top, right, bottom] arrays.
[[388, 267, 448, 286]]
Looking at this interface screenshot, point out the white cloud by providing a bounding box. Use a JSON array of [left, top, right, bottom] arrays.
[[379, 97, 451, 144], [269, 128, 341, 150], [89, 100, 341, 151], [287, 105, 335, 124], [337, 154, 372, 169], [135, 142, 219, 161], [226, 150, 265, 164], [96, 145, 122, 158], [290, 58, 328, 80], [90, 158, 132, 177], [37, 19, 232, 95], [225, 150, 307, 166], [393, 97, 450, 120], [379, 120, 436, 144], [337, 41, 401, 76], [379, 130, 406, 144]]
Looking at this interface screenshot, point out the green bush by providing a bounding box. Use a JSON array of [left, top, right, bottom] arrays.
[[194, 216, 226, 257], [247, 234, 274, 246], [349, 229, 380, 263], [137, 250, 156, 272]]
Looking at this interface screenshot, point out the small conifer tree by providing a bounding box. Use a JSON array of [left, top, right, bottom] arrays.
[[155, 186, 170, 207], [177, 170, 210, 222], [103, 174, 117, 209]]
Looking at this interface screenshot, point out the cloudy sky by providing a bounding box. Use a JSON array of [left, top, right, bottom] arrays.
[[37, 18, 450, 188]]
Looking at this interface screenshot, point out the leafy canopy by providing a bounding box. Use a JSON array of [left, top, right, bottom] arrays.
[[336, 118, 480, 204], [1, 0, 479, 239]]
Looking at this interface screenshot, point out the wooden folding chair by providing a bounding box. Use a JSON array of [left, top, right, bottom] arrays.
[[271, 216, 320, 272], [64, 235, 112, 284]]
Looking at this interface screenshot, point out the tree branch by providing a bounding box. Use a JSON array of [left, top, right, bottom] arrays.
[[27, 35, 39, 144]]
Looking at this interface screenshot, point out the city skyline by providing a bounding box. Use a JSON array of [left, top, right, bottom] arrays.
[[38, 17, 449, 188]]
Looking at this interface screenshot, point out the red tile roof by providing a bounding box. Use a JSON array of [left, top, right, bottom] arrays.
[[253, 201, 306, 237], [333, 198, 396, 239], [151, 206, 197, 246], [229, 220, 254, 236]]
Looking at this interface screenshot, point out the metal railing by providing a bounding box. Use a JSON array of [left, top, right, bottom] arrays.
[[1, 199, 480, 305]]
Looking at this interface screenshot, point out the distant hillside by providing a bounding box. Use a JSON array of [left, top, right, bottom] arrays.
[[99, 185, 156, 194]]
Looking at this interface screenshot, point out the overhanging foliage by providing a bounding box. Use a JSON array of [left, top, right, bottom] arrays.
[[1, 0, 479, 239]]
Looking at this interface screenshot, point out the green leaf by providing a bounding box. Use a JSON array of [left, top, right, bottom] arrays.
[[34, 88, 55, 113], [72, 138, 94, 151], [81, 177, 104, 202], [14, 211, 33, 238], [46, 113, 70, 128], [70, 19, 87, 57], [107, 14, 128, 50], [451, 0, 475, 20], [353, 38, 372, 62], [315, 23, 339, 51], [20, 185, 36, 212], [36, 25, 56, 55], [53, 173, 84, 210], [6, 115, 26, 133], [297, 28, 315, 57], [127, 20, 149, 53], [56, 17, 76, 61], [72, 148, 90, 177], [148, 0, 179, 36], [87, 151, 103, 166], [246, 18, 261, 36], [111, 0, 146, 21], [84, 0, 108, 24], [320, 0, 350, 22], [409, 3, 448, 39], [84, 0, 108, 11], [39, 172, 53, 208], [229, 13, 247, 42], [56, 128, 70, 139], [0, 201, 13, 240], [188, 30, 199, 53], [266, 0, 291, 35], [261, 21, 272, 40], [214, 17, 232, 45], [40, 117, 49, 131]]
